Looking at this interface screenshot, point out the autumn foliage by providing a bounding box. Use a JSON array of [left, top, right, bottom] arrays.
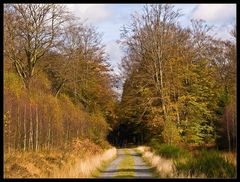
[[4, 4, 117, 153]]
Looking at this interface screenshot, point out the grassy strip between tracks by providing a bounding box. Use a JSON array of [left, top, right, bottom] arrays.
[[115, 149, 135, 178]]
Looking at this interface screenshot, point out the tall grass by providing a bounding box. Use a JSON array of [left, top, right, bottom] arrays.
[[137, 146, 174, 178], [4, 147, 117, 178], [149, 139, 190, 159], [138, 146, 236, 178], [51, 148, 117, 178], [175, 150, 236, 178], [4, 149, 66, 178]]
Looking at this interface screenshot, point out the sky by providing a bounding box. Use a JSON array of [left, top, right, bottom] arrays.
[[65, 3, 236, 76]]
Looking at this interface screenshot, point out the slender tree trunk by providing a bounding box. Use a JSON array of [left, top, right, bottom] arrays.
[[176, 106, 180, 124], [14, 123, 17, 150], [14, 104, 19, 149], [159, 67, 167, 121], [67, 124, 70, 142], [54, 81, 65, 97], [29, 105, 34, 150], [74, 60, 77, 100], [23, 104, 27, 151], [65, 123, 68, 147], [232, 114, 236, 150], [8, 109, 11, 153], [38, 113, 41, 150], [47, 117, 51, 150], [17, 103, 21, 149], [35, 106, 39, 151], [226, 109, 231, 152], [51, 130, 54, 148]]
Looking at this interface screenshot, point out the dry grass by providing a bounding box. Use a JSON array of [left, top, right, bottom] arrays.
[[137, 146, 238, 178], [4, 139, 116, 178], [136, 146, 206, 178], [221, 152, 237, 166], [51, 148, 117, 178], [4, 149, 66, 178], [137, 146, 174, 178]]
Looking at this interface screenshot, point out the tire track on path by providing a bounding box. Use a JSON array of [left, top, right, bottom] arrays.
[[99, 148, 154, 178]]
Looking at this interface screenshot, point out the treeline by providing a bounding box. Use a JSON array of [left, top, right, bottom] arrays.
[[115, 4, 236, 150], [4, 4, 117, 152]]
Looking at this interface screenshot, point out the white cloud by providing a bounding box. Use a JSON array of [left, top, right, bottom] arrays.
[[65, 4, 112, 24], [192, 4, 236, 23]]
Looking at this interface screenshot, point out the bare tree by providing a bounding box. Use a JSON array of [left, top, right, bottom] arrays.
[[4, 4, 69, 89]]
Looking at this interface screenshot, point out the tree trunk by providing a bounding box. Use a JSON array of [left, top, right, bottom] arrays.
[[54, 81, 65, 97], [8, 109, 11, 153], [67, 124, 70, 142], [65, 123, 68, 147], [47, 117, 51, 150], [14, 104, 19, 149], [29, 105, 33, 150], [51, 130, 54, 148], [176, 106, 180, 124], [17, 103, 21, 149], [23, 104, 27, 151], [232, 114, 236, 150], [226, 109, 231, 152], [159, 67, 167, 121], [35, 106, 39, 151]]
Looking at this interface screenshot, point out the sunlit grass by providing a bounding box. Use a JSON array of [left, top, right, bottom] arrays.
[[4, 147, 117, 178], [221, 151, 237, 166], [51, 148, 117, 178], [4, 149, 66, 178], [137, 146, 236, 178], [137, 146, 204, 178]]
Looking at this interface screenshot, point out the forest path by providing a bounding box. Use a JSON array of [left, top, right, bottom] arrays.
[[99, 148, 155, 178]]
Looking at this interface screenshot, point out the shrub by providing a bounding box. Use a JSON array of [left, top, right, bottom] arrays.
[[149, 139, 189, 159], [156, 144, 190, 159], [175, 150, 236, 178], [149, 138, 162, 150]]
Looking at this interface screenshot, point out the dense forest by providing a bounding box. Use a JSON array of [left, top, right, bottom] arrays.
[[109, 5, 236, 152], [3, 4, 236, 178], [4, 4, 117, 152]]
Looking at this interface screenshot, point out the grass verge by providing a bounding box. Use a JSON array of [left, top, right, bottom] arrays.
[[134, 148, 159, 178], [4, 139, 107, 178], [115, 149, 135, 178], [174, 150, 236, 178], [137, 146, 175, 178], [51, 147, 117, 178], [137, 145, 236, 178]]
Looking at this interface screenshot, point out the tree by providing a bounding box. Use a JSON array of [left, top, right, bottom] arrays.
[[4, 4, 69, 89], [118, 4, 236, 149]]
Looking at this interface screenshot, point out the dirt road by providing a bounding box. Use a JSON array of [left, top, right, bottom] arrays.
[[99, 148, 155, 178]]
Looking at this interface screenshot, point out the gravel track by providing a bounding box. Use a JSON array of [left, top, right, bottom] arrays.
[[99, 148, 154, 178]]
